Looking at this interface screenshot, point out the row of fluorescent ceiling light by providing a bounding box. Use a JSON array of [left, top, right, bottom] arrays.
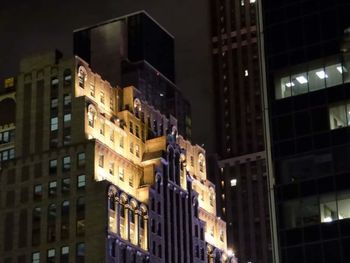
[[285, 66, 347, 88]]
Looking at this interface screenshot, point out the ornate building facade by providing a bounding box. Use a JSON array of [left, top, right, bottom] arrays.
[[0, 13, 235, 263]]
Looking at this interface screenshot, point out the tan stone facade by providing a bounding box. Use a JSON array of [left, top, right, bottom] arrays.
[[0, 51, 233, 263]]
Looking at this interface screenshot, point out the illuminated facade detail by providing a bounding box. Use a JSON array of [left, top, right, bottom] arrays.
[[0, 12, 234, 263]]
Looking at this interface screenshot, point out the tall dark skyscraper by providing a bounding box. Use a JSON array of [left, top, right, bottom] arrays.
[[261, 1, 350, 262], [209, 1, 272, 263]]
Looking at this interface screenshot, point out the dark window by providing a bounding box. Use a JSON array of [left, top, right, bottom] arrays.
[[48, 181, 57, 197], [76, 243, 85, 263], [77, 174, 86, 189], [77, 152, 85, 167], [61, 246, 69, 263], [61, 201, 70, 239], [129, 121, 133, 133], [109, 238, 116, 257], [63, 94, 71, 107], [62, 178, 70, 193], [62, 156, 71, 172], [33, 185, 43, 201], [47, 204, 56, 242], [49, 159, 57, 175], [32, 208, 41, 246], [64, 69, 72, 86], [32, 252, 40, 263], [158, 245, 162, 258], [76, 197, 85, 236], [47, 249, 55, 263]]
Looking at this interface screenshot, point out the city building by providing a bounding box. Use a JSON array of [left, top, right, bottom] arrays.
[[0, 12, 234, 263], [209, 0, 272, 262], [73, 11, 192, 140], [260, 1, 350, 263]]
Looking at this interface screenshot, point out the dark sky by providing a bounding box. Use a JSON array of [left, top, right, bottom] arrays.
[[0, 0, 215, 153]]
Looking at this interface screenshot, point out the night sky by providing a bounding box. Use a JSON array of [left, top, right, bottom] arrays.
[[0, 0, 215, 153]]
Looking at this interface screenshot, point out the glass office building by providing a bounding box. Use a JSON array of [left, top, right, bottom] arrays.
[[261, 0, 350, 262]]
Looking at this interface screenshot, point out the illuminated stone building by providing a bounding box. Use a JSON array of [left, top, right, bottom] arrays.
[[209, 0, 272, 263], [0, 13, 233, 263], [73, 11, 192, 140]]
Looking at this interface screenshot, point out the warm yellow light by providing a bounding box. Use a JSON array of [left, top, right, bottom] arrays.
[[227, 249, 234, 257]]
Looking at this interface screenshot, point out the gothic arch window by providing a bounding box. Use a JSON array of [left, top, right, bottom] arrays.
[[87, 104, 97, 128], [134, 98, 142, 118], [119, 193, 128, 239], [107, 187, 117, 234], [140, 204, 148, 250], [108, 186, 117, 210], [78, 66, 87, 89], [129, 199, 138, 245]]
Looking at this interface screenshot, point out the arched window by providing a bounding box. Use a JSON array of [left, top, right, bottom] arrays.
[[134, 98, 142, 118], [78, 66, 87, 89], [140, 205, 148, 250], [108, 187, 117, 233], [87, 105, 96, 128], [129, 200, 138, 245], [119, 194, 128, 240]]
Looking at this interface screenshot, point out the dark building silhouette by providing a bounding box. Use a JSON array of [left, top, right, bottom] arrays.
[[209, 0, 272, 262], [260, 1, 350, 262]]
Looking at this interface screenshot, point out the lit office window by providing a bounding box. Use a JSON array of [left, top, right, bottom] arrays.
[[48, 181, 57, 197], [50, 117, 58, 131], [64, 113, 71, 127], [337, 191, 350, 220], [329, 102, 349, 129], [230, 178, 237, 187], [64, 94, 71, 106], [47, 249, 55, 263], [275, 59, 350, 100], [77, 174, 86, 189], [77, 152, 86, 167], [32, 252, 40, 263], [320, 194, 337, 223], [62, 156, 71, 171]]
